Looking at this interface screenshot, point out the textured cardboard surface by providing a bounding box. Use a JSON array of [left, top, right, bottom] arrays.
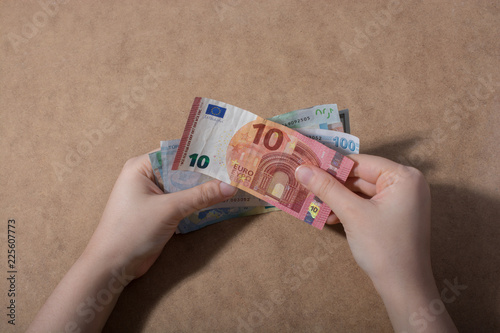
[[1, 1, 499, 331]]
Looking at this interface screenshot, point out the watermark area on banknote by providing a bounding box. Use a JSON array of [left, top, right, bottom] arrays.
[[236, 235, 341, 332], [52, 63, 168, 182], [339, 0, 418, 62], [6, 0, 72, 55]]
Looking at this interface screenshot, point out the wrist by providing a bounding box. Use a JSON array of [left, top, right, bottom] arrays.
[[371, 267, 455, 332], [80, 245, 136, 288], [371, 265, 437, 301]]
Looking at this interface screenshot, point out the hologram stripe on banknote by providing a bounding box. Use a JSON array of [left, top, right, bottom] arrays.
[[172, 97, 354, 230]]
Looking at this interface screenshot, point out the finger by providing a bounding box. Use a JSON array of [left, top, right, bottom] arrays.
[[344, 177, 377, 197], [163, 180, 238, 220], [295, 165, 366, 221], [348, 154, 404, 184], [326, 212, 340, 224], [121, 153, 156, 178]]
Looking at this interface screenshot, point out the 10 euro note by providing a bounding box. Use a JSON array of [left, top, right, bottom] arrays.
[[172, 97, 354, 230]]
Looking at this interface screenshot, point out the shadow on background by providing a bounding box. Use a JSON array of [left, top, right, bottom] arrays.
[[104, 215, 254, 332], [105, 136, 499, 331], [364, 136, 500, 331]]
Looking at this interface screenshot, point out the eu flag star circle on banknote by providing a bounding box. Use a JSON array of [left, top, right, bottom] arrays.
[[206, 104, 226, 118]]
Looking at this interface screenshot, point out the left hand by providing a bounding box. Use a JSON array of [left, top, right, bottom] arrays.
[[83, 152, 237, 279]]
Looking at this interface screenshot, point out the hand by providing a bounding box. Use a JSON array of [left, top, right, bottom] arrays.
[[28, 151, 237, 332], [295, 154, 457, 332], [84, 152, 238, 279], [296, 154, 431, 288]]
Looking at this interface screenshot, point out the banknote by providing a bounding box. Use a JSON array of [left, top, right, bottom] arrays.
[[149, 151, 164, 192], [295, 128, 359, 155], [339, 109, 350, 133], [152, 127, 360, 233], [270, 104, 344, 132], [172, 97, 354, 230], [153, 141, 278, 233]]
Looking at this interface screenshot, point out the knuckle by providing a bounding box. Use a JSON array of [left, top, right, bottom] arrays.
[[400, 166, 430, 193], [406, 166, 423, 177], [122, 157, 138, 171], [315, 175, 337, 197], [406, 166, 427, 183]]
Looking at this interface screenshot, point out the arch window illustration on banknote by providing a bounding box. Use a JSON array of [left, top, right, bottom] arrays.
[[228, 124, 320, 213]]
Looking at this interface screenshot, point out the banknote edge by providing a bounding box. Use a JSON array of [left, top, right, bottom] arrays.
[[172, 97, 202, 170]]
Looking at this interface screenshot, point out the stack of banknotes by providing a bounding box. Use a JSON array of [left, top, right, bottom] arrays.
[[150, 98, 359, 233]]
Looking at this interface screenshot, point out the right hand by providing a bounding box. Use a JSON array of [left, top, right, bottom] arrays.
[[295, 154, 433, 292], [295, 154, 458, 332]]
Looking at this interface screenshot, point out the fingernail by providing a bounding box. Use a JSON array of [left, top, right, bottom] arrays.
[[220, 181, 238, 197], [295, 165, 313, 185]]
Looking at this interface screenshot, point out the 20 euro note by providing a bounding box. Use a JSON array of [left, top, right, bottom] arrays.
[[172, 97, 354, 230], [150, 141, 278, 234]]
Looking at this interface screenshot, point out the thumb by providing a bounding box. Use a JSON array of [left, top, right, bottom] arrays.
[[163, 180, 238, 221], [295, 165, 366, 222]]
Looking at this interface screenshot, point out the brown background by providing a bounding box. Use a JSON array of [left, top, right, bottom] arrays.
[[1, 0, 499, 332]]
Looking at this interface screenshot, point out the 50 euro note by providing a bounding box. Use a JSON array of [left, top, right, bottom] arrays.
[[270, 104, 344, 132], [148, 141, 278, 234], [172, 97, 354, 230]]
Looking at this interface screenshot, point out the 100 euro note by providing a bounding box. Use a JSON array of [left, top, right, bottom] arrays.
[[148, 141, 278, 234], [295, 128, 359, 155], [172, 97, 354, 230]]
